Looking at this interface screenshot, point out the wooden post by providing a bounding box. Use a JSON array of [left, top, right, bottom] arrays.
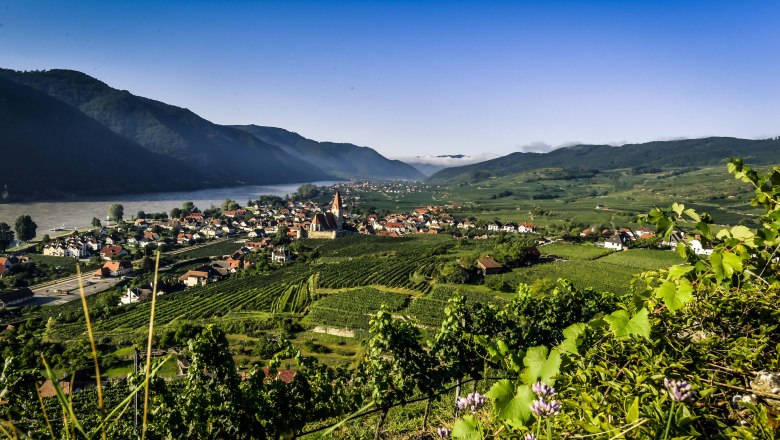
[[134, 347, 139, 429], [454, 378, 461, 416], [375, 407, 389, 440]]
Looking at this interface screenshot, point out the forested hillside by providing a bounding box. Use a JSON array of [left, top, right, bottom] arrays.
[[0, 69, 330, 186], [0, 76, 203, 200], [428, 137, 780, 183], [234, 125, 424, 180]]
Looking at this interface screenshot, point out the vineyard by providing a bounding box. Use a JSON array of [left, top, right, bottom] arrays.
[[315, 255, 432, 293], [305, 288, 412, 330], [93, 265, 314, 332], [408, 285, 507, 327]]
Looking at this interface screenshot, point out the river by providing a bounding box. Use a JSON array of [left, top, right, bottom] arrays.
[[0, 181, 340, 236]]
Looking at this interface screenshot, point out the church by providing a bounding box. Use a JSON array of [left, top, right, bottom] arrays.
[[304, 191, 348, 239]]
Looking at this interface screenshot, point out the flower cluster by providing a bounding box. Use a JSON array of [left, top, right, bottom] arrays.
[[664, 378, 695, 403], [530, 381, 562, 418], [436, 427, 451, 438], [524, 434, 538, 440], [532, 382, 556, 397], [456, 392, 486, 412]]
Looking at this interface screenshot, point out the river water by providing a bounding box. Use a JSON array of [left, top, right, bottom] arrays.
[[0, 181, 339, 236]]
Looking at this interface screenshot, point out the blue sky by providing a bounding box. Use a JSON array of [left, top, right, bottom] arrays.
[[1, 1, 778, 159]]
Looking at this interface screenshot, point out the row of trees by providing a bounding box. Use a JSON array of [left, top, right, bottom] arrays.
[[0, 215, 37, 251]]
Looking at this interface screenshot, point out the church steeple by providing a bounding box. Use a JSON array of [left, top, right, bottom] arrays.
[[331, 191, 343, 229]]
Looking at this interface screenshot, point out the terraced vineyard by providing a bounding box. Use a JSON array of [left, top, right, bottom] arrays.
[[408, 285, 507, 326], [316, 255, 431, 293], [305, 288, 411, 330], [94, 265, 313, 332]]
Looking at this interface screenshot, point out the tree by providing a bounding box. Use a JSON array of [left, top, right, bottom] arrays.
[[275, 225, 290, 244], [182, 201, 196, 213], [170, 207, 183, 219], [108, 203, 124, 222], [14, 215, 37, 242], [91, 217, 102, 228], [0, 223, 13, 252], [136, 210, 146, 220], [221, 199, 240, 211]]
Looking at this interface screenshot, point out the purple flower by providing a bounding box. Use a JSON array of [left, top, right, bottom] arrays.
[[532, 381, 557, 398], [530, 398, 562, 417], [524, 434, 538, 440], [456, 392, 486, 412], [437, 427, 451, 438], [664, 378, 695, 403]]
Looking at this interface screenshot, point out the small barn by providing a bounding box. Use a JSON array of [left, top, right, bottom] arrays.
[[476, 258, 503, 275]]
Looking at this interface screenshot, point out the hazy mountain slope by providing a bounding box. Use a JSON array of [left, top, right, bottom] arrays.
[[428, 137, 780, 183], [233, 125, 424, 180], [0, 69, 331, 185], [0, 76, 203, 200]]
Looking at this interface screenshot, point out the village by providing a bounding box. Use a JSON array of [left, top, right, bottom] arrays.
[[0, 181, 714, 311]]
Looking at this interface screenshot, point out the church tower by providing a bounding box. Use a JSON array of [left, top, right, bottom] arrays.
[[331, 191, 343, 230]]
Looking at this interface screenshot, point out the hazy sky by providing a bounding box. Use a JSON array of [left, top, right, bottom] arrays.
[[1, 1, 779, 158]]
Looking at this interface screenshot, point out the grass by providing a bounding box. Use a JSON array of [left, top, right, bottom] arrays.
[[541, 242, 615, 260]]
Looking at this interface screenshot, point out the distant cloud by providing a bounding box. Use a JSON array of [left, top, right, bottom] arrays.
[[394, 153, 500, 167]]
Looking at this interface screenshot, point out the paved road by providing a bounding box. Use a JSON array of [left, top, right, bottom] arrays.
[[28, 276, 122, 306]]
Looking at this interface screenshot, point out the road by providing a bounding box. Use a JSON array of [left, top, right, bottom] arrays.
[[18, 237, 237, 307]]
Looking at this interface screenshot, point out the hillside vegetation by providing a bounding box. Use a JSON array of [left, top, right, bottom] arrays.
[[234, 125, 424, 180], [0, 76, 204, 200], [428, 137, 780, 183]]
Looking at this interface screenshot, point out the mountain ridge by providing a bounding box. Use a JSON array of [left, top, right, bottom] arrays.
[[0, 76, 205, 200], [231, 125, 424, 180], [427, 137, 780, 183]]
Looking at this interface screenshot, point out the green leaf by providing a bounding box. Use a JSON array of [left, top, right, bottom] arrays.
[[710, 251, 743, 280], [486, 381, 534, 425], [604, 308, 651, 340], [683, 208, 700, 222], [452, 415, 483, 440], [672, 203, 684, 216], [730, 225, 754, 241], [667, 264, 694, 280], [522, 346, 562, 385], [558, 323, 588, 355], [657, 217, 675, 240], [655, 280, 694, 312], [626, 397, 639, 423]]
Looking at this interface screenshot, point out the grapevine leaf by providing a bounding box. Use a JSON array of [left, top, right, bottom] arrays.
[[558, 323, 588, 355], [486, 381, 533, 425], [683, 208, 700, 222], [672, 203, 684, 216], [667, 264, 694, 280], [452, 414, 482, 440], [657, 217, 675, 240], [710, 252, 743, 280], [604, 308, 651, 340], [730, 225, 754, 241], [522, 346, 561, 385], [655, 280, 694, 312]]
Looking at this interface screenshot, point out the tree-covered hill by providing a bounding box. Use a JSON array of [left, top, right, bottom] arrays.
[[0, 76, 204, 200], [428, 137, 780, 183], [0, 69, 330, 186], [233, 125, 425, 180]]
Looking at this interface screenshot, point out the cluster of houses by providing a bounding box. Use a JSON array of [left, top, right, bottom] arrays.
[[584, 226, 714, 255]]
